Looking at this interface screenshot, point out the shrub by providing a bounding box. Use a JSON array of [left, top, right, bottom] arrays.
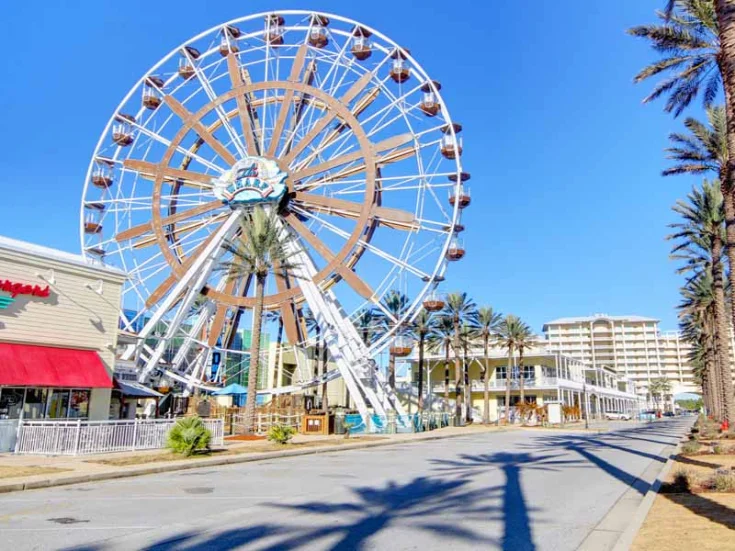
[[681, 441, 701, 455], [267, 424, 296, 445], [711, 472, 735, 492], [167, 416, 212, 456], [343, 422, 354, 439], [713, 444, 724, 455]]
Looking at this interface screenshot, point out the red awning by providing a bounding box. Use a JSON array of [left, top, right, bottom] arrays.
[[0, 343, 112, 388]]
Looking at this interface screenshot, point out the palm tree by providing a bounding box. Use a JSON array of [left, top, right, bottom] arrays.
[[222, 207, 299, 433], [648, 377, 673, 412], [514, 322, 537, 405], [356, 307, 378, 346], [497, 315, 529, 423], [441, 293, 478, 423], [476, 306, 503, 424], [459, 322, 480, 422], [412, 309, 436, 412], [668, 180, 734, 421], [629, 1, 720, 117], [376, 290, 411, 391], [678, 270, 723, 417], [428, 316, 455, 412]]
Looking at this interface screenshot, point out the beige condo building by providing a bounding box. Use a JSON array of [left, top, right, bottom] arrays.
[[543, 314, 697, 404]]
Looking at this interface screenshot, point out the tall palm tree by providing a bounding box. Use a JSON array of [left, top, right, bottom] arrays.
[[356, 307, 378, 346], [376, 290, 411, 391], [629, 1, 720, 117], [412, 309, 436, 412], [428, 316, 455, 412], [668, 180, 734, 420], [514, 322, 537, 404], [477, 306, 503, 424], [222, 207, 299, 433], [678, 270, 723, 416], [497, 315, 529, 423], [459, 321, 480, 422], [441, 292, 478, 423]]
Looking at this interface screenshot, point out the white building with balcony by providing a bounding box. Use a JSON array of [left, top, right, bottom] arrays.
[[407, 342, 642, 422]]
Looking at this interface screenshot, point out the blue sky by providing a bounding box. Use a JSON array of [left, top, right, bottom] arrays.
[[0, 0, 699, 333]]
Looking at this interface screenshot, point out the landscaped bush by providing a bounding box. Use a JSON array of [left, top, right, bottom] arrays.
[[681, 441, 701, 455], [267, 424, 296, 445], [710, 472, 735, 492], [713, 444, 724, 455], [166, 416, 212, 456]]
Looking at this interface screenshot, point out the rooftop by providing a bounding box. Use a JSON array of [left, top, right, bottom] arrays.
[[0, 235, 126, 278], [543, 314, 659, 328]]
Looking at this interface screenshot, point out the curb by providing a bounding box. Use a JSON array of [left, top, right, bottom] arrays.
[[610, 437, 684, 551], [0, 427, 506, 495]]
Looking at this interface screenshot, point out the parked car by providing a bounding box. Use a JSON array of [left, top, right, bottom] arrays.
[[663, 411, 675, 417], [605, 412, 631, 421]]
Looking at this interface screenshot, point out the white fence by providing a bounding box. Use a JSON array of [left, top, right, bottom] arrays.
[[231, 413, 301, 435], [14, 418, 224, 456]]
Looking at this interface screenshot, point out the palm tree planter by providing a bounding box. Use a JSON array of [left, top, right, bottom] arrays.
[[221, 207, 299, 434]]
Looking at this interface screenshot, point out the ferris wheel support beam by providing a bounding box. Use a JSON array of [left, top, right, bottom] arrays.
[[132, 210, 241, 383]]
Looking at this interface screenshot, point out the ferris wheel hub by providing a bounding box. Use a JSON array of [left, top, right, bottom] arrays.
[[212, 156, 288, 208]]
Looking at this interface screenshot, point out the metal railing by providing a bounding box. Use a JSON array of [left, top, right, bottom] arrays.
[[14, 418, 224, 456]]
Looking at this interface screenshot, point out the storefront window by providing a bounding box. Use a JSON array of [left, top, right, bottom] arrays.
[[46, 389, 70, 419], [24, 388, 48, 419], [0, 388, 25, 419], [69, 390, 90, 418]]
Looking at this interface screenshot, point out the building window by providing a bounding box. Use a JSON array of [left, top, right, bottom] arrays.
[[69, 390, 90, 418], [522, 365, 535, 379], [0, 388, 25, 419], [46, 389, 70, 419], [24, 388, 48, 419], [495, 366, 507, 380]]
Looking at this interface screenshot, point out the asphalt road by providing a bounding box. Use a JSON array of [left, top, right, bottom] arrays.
[[0, 418, 692, 551]]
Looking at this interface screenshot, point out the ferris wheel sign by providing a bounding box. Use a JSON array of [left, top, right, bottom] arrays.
[[212, 157, 287, 206]]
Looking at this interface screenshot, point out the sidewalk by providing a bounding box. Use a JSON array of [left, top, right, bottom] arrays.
[[0, 423, 513, 494]]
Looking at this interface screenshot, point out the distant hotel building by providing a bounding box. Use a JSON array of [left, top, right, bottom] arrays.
[[542, 314, 697, 403]]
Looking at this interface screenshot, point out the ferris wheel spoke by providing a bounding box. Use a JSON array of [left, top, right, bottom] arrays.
[[226, 54, 260, 156], [293, 133, 413, 181], [114, 199, 223, 243], [283, 212, 374, 300], [144, 228, 222, 309], [122, 160, 215, 189], [292, 192, 419, 232], [283, 70, 375, 165], [164, 96, 237, 166], [295, 86, 381, 171], [133, 212, 227, 249], [267, 45, 309, 157]]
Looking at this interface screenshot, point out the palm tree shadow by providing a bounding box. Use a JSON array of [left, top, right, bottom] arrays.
[[431, 451, 582, 551], [262, 475, 501, 550]]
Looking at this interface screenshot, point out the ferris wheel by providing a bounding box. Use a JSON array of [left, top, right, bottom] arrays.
[[80, 10, 469, 421]]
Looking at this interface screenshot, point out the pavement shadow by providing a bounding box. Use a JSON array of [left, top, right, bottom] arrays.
[[431, 451, 581, 551], [67, 476, 498, 550]]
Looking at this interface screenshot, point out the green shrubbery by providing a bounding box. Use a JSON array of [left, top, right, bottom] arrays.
[[711, 472, 735, 492], [267, 424, 296, 445], [166, 416, 212, 456], [681, 441, 701, 455]]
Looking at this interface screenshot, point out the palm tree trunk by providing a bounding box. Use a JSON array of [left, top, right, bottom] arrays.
[[716, 1, 735, 423], [417, 334, 425, 412], [483, 336, 490, 425], [519, 348, 526, 404], [244, 275, 266, 433], [505, 345, 513, 423], [444, 345, 450, 412], [711, 236, 734, 422], [453, 320, 463, 423], [388, 352, 396, 391]]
